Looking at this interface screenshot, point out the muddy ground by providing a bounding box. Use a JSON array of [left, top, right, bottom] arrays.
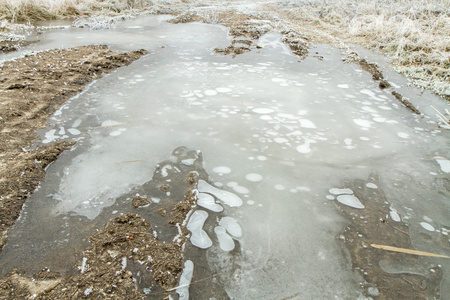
[[0, 8, 447, 300]]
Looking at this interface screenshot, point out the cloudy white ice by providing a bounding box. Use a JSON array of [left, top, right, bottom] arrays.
[[1, 15, 449, 298]]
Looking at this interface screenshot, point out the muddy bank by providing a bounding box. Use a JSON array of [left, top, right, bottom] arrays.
[[0, 45, 147, 250], [0, 146, 231, 299]]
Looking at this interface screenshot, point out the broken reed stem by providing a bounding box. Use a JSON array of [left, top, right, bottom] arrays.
[[431, 106, 450, 126], [371, 244, 450, 258]]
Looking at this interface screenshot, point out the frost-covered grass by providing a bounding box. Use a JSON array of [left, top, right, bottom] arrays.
[[276, 0, 450, 99], [0, 0, 150, 21]]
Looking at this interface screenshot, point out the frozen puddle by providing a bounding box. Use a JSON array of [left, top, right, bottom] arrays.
[[1, 14, 449, 299]]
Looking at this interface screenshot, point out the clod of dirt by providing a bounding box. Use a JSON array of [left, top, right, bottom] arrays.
[[281, 30, 309, 59], [168, 12, 203, 24], [215, 45, 251, 57], [0, 40, 36, 53], [132, 196, 150, 208], [391, 91, 421, 115], [336, 175, 442, 299]]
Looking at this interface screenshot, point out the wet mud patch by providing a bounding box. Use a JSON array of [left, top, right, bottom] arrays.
[[332, 175, 443, 299], [0, 45, 148, 250]]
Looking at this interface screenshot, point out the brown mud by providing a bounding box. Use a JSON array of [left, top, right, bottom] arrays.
[[0, 45, 148, 251], [336, 174, 442, 299]]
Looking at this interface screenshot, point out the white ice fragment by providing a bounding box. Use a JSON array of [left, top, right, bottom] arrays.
[[161, 165, 172, 177], [253, 108, 275, 114], [368, 287, 379, 297], [181, 159, 195, 166], [436, 159, 450, 173], [84, 287, 93, 296], [336, 194, 365, 209], [353, 119, 372, 128], [420, 222, 435, 232], [197, 193, 223, 212], [43, 129, 58, 144], [329, 188, 353, 195], [366, 183, 378, 189], [299, 119, 316, 129], [80, 257, 88, 273], [121, 257, 127, 270], [187, 210, 212, 249], [219, 217, 242, 238], [176, 260, 194, 300], [151, 197, 160, 203], [212, 166, 231, 174], [198, 180, 243, 207], [215, 226, 235, 251], [245, 173, 263, 182]]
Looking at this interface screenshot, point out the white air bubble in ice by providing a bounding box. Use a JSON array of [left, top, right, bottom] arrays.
[[245, 173, 263, 182], [177, 260, 194, 300], [390, 209, 401, 222], [187, 210, 212, 249], [397, 132, 409, 139], [329, 188, 353, 195], [213, 166, 231, 174], [253, 108, 275, 114], [436, 159, 450, 173], [181, 159, 195, 166], [257, 155, 267, 161], [215, 226, 235, 251], [198, 180, 243, 207], [219, 217, 242, 238], [197, 193, 223, 212], [420, 222, 435, 232], [336, 195, 364, 209], [233, 185, 249, 194], [274, 184, 285, 191], [161, 165, 172, 177], [204, 90, 218, 96], [337, 84, 349, 88], [353, 119, 372, 128], [216, 87, 232, 93], [366, 183, 378, 189], [274, 137, 289, 144], [299, 119, 316, 129]]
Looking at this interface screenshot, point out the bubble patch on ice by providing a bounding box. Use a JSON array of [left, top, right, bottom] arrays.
[[176, 260, 194, 300], [197, 193, 223, 212], [420, 222, 435, 232], [198, 180, 243, 207], [212, 166, 231, 175], [336, 194, 365, 209], [245, 173, 263, 182], [214, 226, 235, 251], [329, 188, 353, 195], [366, 183, 378, 189], [187, 210, 212, 249], [219, 217, 242, 238]]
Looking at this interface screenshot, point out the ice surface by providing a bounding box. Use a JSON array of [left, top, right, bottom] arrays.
[[176, 260, 194, 300], [186, 210, 212, 249], [336, 195, 365, 209], [198, 180, 243, 207], [215, 226, 235, 251], [219, 217, 242, 238], [197, 193, 223, 212]]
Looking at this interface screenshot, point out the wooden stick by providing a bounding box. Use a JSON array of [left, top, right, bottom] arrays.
[[371, 244, 450, 258]]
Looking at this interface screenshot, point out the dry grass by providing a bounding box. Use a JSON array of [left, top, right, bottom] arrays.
[[274, 0, 450, 99], [0, 0, 150, 22]]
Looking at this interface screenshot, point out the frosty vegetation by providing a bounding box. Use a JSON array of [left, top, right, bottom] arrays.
[[0, 0, 448, 97]]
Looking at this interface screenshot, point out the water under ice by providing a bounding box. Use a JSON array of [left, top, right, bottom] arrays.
[[0, 14, 449, 299]]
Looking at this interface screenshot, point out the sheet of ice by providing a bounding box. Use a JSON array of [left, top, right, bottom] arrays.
[[176, 260, 194, 300], [420, 222, 435, 232], [329, 188, 354, 195], [186, 210, 212, 249], [336, 195, 365, 209], [219, 217, 242, 238], [197, 193, 223, 212], [198, 180, 243, 207], [436, 159, 450, 173], [215, 226, 235, 251]]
